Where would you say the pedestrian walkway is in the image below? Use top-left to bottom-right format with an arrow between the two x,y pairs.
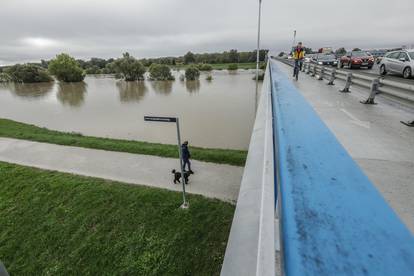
277,60 -> 414,232
0,137 -> 243,202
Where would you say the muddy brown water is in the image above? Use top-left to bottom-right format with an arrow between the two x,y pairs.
0,70 -> 261,150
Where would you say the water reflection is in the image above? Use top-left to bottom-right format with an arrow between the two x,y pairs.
117,81 -> 148,103
8,82 -> 54,100
56,82 -> 87,107
150,81 -> 173,95
185,80 -> 200,93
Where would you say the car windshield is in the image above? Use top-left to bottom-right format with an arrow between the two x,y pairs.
409,52 -> 414,59
319,55 -> 336,60
352,51 -> 368,57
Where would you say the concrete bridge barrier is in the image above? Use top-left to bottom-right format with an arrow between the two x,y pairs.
221,59 -> 414,276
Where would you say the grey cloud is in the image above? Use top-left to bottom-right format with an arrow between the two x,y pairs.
1,0 -> 413,64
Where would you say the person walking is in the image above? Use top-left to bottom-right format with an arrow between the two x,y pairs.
292,41 -> 305,79
181,141 -> 194,174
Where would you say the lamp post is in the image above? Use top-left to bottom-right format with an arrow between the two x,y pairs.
255,0 -> 262,96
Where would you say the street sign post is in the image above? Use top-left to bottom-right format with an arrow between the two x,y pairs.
144,116 -> 189,209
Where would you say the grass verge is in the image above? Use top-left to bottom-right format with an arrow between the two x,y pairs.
0,118 -> 247,166
0,162 -> 235,275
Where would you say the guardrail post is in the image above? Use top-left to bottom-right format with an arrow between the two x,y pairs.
360,78 -> 379,104
327,68 -> 336,85
305,64 -> 310,74
311,65 -> 317,77
340,72 -> 352,93
401,120 -> 414,127
317,67 -> 325,80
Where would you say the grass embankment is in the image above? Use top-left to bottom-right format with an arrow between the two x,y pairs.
0,118 -> 247,166
0,162 -> 235,275
174,62 -> 264,70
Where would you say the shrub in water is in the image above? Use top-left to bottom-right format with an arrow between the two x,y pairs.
148,64 -> 175,81
6,64 -> 53,83
185,66 -> 200,80
49,53 -> 85,82
227,64 -> 238,71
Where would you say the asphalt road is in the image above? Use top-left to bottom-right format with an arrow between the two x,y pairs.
340,62 -> 414,85
279,58 -> 414,85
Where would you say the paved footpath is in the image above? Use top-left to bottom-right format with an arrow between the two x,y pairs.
0,137 -> 243,202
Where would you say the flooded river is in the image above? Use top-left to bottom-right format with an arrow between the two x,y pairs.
0,70 -> 261,150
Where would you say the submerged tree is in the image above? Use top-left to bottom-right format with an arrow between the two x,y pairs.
113,53 -> 146,81
185,66 -> 200,80
148,64 -> 174,81
5,64 -> 53,83
48,53 -> 85,82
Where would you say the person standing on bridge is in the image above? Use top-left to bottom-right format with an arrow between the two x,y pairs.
182,141 -> 194,174
292,41 -> 305,75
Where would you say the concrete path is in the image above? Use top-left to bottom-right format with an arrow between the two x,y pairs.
277,60 -> 414,232
0,137 -> 243,202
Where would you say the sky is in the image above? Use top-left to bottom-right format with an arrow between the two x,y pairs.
1,0 -> 413,65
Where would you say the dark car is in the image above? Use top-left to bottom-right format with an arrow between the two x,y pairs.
340,51 -> 374,69
312,54 -> 338,66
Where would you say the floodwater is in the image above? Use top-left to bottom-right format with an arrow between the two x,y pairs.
0,70 -> 261,150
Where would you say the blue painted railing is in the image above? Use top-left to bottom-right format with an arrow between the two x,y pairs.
270,60 -> 414,275
221,60 -> 414,276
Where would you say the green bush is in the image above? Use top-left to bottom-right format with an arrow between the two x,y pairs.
0,72 -> 13,83
206,75 -> 213,81
113,53 -> 146,81
5,64 -> 53,83
85,65 -> 101,74
197,64 -> 213,71
48,54 -> 85,82
227,64 -> 238,70
148,64 -> 174,80
185,66 -> 200,80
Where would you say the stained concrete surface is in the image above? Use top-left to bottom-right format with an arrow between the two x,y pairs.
276,60 -> 414,232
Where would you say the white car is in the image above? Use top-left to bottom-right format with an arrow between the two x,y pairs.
380,49 -> 414,79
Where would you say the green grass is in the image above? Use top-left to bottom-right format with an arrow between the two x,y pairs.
173,62 -> 264,70
0,118 -> 247,166
0,162 -> 235,275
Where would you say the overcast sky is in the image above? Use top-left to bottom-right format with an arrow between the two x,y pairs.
1,0 -> 413,65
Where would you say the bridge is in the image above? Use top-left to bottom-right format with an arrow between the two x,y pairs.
221,59 -> 414,275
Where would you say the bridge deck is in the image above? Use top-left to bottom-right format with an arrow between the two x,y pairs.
271,60 -> 414,275
276,60 -> 414,232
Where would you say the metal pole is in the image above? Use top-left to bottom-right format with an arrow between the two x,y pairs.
292,30 -> 297,49
176,118 -> 188,208
255,0 -> 262,97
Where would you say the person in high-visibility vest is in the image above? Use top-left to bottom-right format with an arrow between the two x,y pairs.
292,42 -> 305,75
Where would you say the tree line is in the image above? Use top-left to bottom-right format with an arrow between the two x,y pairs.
0,49 -> 268,84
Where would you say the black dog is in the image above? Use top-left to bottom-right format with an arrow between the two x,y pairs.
172,169 -> 191,184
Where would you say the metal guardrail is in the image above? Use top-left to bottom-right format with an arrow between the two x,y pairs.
277,58 -> 414,104
222,59 -> 414,275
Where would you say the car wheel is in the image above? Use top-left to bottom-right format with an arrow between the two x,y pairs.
403,67 -> 412,79
368,65 -> 373,69
340,62 -> 344,68
380,65 -> 387,76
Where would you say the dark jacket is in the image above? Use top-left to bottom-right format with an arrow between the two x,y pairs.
182,144 -> 191,160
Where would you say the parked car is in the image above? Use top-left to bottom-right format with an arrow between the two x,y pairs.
304,54 -> 316,63
339,51 -> 374,69
380,49 -> 414,79
312,54 -> 338,66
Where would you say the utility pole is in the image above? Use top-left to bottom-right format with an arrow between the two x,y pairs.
255,0 -> 263,110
